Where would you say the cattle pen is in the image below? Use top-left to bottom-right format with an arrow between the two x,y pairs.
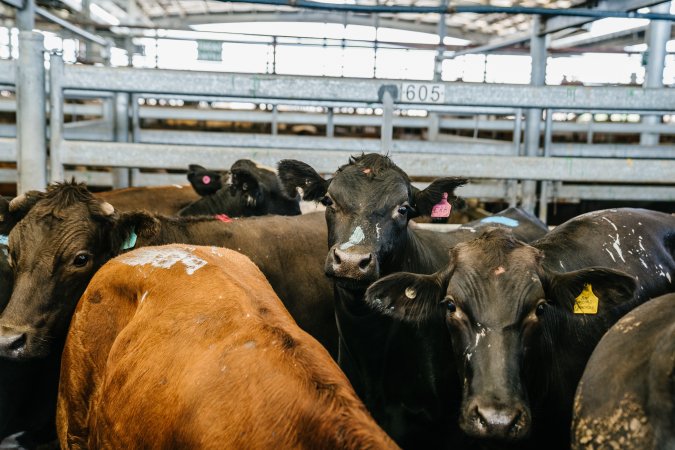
0,1 -> 673,450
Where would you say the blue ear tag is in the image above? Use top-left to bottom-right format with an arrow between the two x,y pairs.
480,216 -> 519,228
121,228 -> 137,250
0,235 -> 7,246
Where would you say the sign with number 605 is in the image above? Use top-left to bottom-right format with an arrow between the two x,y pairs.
399,83 -> 445,104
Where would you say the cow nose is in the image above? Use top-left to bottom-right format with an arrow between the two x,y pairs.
0,329 -> 26,353
329,248 -> 377,281
471,404 -> 529,440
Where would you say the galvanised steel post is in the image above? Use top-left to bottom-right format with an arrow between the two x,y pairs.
326,107 -> 334,137
640,1 -> 672,146
381,89 -> 394,154
539,109 -> 553,223
522,15 -> 548,213
49,52 -> 64,182
428,0 -> 447,142
112,92 -> 130,188
16,0 -> 47,193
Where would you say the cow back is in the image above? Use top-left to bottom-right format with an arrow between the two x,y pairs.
95,185 -> 199,215
573,293 -> 675,450
57,245 -> 396,450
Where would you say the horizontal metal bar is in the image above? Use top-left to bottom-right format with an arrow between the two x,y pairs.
0,59 -> 15,86
550,144 -> 675,159
0,0 -> 23,9
59,140 -> 675,183
555,184 -> 675,202
137,130 -> 514,156
0,137 -> 16,160
36,7 -> 109,47
60,66 -> 675,111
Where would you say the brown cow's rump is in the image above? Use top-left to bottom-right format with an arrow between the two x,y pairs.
57,245 -> 396,450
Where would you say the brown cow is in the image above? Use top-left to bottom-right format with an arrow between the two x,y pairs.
57,245 -> 397,450
95,185 -> 199,215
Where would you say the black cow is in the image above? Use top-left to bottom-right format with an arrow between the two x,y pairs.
179,159 -> 301,217
572,293 -> 675,450
278,153 -> 548,449
0,181 -> 334,446
365,208 -> 675,449
186,164 -> 226,196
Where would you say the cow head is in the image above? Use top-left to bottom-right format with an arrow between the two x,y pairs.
0,181 -> 158,360
278,154 -> 466,289
180,159 -> 300,217
364,228 -> 636,441
187,164 -> 227,197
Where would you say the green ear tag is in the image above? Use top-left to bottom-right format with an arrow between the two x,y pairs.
574,283 -> 598,314
121,228 -> 137,251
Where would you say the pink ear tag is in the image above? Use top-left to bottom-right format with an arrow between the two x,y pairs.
431,192 -> 452,219
202,175 -> 211,185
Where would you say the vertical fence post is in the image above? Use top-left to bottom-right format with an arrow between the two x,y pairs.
112,92 -> 130,188
539,109 -> 553,224
326,107 -> 334,137
508,108 -> 523,207
49,52 -> 64,183
640,1 -> 671,146
16,0 -> 47,193
522,15 -> 548,213
380,89 -> 394,154
130,93 -> 141,185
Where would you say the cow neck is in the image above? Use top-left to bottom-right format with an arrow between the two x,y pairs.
399,225 -> 455,275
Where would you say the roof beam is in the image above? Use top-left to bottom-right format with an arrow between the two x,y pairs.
543,0 -> 667,35
150,11 -> 491,43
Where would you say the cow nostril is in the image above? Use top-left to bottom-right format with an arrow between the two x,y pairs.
0,331 -> 26,352
358,254 -> 372,270
8,333 -> 25,351
333,248 -> 342,265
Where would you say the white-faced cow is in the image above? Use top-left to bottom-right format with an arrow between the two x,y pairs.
57,245 -> 398,450
179,159 -> 301,217
572,292 -> 675,450
365,208 -> 675,449
277,153 -> 549,449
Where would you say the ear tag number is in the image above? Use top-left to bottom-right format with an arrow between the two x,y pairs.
574,283 -> 598,314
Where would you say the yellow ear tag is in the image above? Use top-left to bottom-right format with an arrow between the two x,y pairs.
574,283 -> 599,314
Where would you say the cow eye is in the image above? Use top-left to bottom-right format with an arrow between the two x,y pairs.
321,196 -> 333,207
443,297 -> 457,313
397,205 -> 410,216
535,302 -> 546,317
73,252 -> 90,268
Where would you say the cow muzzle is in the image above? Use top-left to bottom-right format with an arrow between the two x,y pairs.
325,245 -> 379,284
461,398 -> 531,441
0,325 -> 27,359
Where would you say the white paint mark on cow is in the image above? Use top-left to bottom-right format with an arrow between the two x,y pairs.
605,248 -> 616,263
559,260 -> 565,270
466,352 -> 472,361
119,247 -> 207,275
339,226 -> 365,250
140,291 -> 148,304
172,184 -> 183,189
601,217 -> 618,231
610,234 -> 626,263
475,328 -> 487,347
376,224 -> 381,241
494,266 -> 506,276
638,236 -> 645,252
243,340 -> 256,349
640,258 -> 648,269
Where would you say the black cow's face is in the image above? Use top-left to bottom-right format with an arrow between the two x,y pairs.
0,187 -> 116,360
278,154 -> 466,290
364,228 -> 636,442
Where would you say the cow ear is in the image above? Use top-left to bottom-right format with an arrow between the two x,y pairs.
412,177 -> 468,217
111,211 -> 160,253
0,191 -> 42,234
277,160 -> 330,202
230,167 -> 263,208
365,269 -> 450,323
546,267 -> 637,314
187,164 -> 226,197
